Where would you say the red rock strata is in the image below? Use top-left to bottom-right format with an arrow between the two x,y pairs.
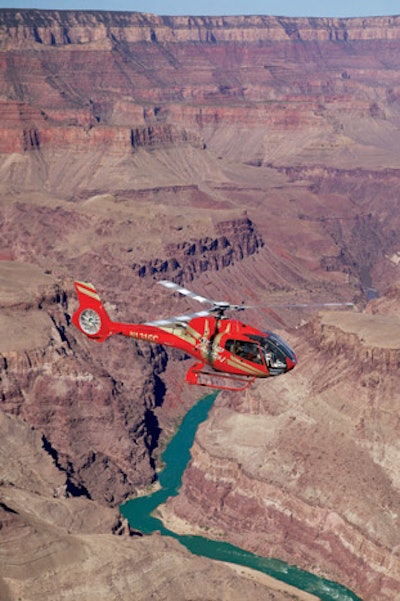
3,9 -> 400,173
166,303 -> 400,600
1,9 -> 400,600
0,408 -> 298,601
0,275 -> 159,505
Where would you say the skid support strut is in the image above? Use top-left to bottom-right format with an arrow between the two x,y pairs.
186,362 -> 256,391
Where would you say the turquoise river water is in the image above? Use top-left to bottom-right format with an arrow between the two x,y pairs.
121,393 -> 362,601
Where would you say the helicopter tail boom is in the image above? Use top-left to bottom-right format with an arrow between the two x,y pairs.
72,281 -> 113,342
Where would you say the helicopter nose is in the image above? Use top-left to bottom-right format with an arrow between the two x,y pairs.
286,354 -> 297,371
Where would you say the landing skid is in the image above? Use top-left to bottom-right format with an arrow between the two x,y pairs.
186,362 -> 256,392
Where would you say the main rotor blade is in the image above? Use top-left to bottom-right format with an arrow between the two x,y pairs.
145,310 -> 211,327
268,302 -> 354,309
158,280 -> 215,306
158,281 -> 353,315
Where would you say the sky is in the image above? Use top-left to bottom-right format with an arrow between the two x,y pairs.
0,0 -> 400,18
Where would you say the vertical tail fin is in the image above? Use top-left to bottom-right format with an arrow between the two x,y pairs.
72,281 -> 112,342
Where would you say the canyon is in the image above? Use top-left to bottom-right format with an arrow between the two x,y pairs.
1,8 -> 400,600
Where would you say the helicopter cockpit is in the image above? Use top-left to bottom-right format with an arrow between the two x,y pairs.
225,339 -> 263,364
225,332 -> 296,375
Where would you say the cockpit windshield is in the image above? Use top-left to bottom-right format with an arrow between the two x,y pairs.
225,332 -> 296,375
264,331 -> 296,361
261,331 -> 296,374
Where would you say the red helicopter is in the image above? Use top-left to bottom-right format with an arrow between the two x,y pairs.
72,279 -> 297,391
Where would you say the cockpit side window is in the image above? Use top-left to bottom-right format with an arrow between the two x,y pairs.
225,339 -> 263,364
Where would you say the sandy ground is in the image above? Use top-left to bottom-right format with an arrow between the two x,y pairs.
321,311 -> 400,348
223,563 -> 321,601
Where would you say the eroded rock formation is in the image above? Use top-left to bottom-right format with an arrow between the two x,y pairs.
0,409 -> 300,601
164,303 -> 400,600
132,217 -> 264,281
1,8 -> 400,601
3,8 -> 400,174
0,265 -> 161,505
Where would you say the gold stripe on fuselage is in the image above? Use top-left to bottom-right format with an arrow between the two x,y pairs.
227,356 -> 267,376
158,324 -> 199,346
199,319 -> 210,362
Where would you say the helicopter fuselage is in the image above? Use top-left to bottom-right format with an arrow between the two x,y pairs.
72,281 -> 297,390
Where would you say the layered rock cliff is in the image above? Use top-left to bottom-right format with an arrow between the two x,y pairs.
0,408 -> 302,601
3,9 -> 400,172
2,10 -> 400,46
0,263 -> 161,505
163,303 -> 400,601
0,213 -> 267,508
1,9 -> 400,601
131,217 -> 264,282
2,7 -> 400,297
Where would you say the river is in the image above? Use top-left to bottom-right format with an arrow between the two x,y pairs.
121,393 -> 361,601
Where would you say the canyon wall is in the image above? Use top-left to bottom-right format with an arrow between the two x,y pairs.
165,307 -> 400,600
2,10 -> 400,46
0,215 -> 266,507
0,407 -> 297,601
3,9 -> 400,172
0,264 -> 160,506
1,9 -> 400,601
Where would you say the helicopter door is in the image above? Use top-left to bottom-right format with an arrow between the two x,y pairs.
225,339 -> 264,365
